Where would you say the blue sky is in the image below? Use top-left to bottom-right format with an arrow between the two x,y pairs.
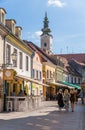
0,0 -> 85,54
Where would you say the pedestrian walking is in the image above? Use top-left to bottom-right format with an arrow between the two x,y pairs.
70,88 -> 76,112
57,89 -> 64,111
79,89 -> 85,104
74,88 -> 79,103
63,89 -> 70,111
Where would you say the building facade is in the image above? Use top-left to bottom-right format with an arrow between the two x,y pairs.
0,8 -> 34,111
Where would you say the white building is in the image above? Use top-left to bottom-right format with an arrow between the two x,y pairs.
0,8 -> 33,111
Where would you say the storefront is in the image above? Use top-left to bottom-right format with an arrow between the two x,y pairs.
46,82 -> 67,100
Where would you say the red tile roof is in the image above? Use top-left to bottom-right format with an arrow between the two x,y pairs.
23,40 -> 47,62
55,53 -> 85,63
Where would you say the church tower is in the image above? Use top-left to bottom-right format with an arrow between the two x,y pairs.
41,12 -> 53,55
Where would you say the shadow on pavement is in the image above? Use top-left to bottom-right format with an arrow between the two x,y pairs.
0,101 -> 85,130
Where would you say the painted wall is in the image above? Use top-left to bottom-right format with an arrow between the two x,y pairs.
0,35 -> 4,65
32,52 -> 43,96
5,40 -> 32,78
56,66 -> 63,82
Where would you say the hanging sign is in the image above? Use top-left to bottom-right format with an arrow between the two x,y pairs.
3,69 -> 14,80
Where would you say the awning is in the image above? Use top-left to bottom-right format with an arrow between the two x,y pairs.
16,75 -> 49,87
58,81 -> 81,89
47,81 -> 68,87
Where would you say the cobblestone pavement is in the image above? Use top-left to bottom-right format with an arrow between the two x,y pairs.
0,100 -> 85,130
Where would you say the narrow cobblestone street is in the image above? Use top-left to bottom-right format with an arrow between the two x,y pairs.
0,100 -> 85,130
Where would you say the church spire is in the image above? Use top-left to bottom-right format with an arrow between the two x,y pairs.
41,12 -> 53,55
41,12 -> 51,35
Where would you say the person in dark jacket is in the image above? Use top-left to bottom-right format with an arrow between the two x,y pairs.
57,89 -> 64,111
70,89 -> 76,112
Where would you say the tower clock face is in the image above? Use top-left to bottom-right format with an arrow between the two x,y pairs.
3,69 -> 14,80
5,70 -> 12,77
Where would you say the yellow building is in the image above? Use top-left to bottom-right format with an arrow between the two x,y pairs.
42,61 -> 56,100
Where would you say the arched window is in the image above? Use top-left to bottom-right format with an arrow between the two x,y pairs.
44,43 -> 47,47
71,77 -> 73,83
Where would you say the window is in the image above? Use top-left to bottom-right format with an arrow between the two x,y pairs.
71,77 -> 73,83
32,69 -> 35,78
19,52 -> 23,69
74,77 -> 76,83
47,70 -> 49,78
40,71 -> 42,80
53,72 -> 55,78
36,70 -> 38,79
78,78 -> 81,84
26,56 -> 29,71
6,44 -> 11,64
50,71 -> 51,78
13,48 -> 17,67
44,43 -> 47,47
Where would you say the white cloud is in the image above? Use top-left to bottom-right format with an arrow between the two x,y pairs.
27,31 -> 42,44
48,0 -> 66,8
27,31 -> 42,38
35,31 -> 42,36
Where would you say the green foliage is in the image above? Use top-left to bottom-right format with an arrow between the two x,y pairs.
13,70 -> 17,77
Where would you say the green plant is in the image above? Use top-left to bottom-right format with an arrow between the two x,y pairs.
13,70 -> 17,77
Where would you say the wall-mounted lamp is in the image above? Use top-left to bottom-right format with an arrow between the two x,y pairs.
11,52 -> 17,61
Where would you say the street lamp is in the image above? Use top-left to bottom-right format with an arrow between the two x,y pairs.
11,52 -> 17,62
3,51 -> 17,111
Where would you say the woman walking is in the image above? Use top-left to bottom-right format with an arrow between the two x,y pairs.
63,89 -> 70,111
57,89 -> 64,111
80,89 -> 85,104
70,88 -> 76,112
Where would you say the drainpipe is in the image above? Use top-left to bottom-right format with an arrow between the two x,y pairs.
3,35 -> 7,67
30,52 -> 34,96
3,33 -> 9,111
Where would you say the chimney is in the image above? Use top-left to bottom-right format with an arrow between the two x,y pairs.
5,19 -> 16,34
0,8 -> 6,25
15,26 -> 22,39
